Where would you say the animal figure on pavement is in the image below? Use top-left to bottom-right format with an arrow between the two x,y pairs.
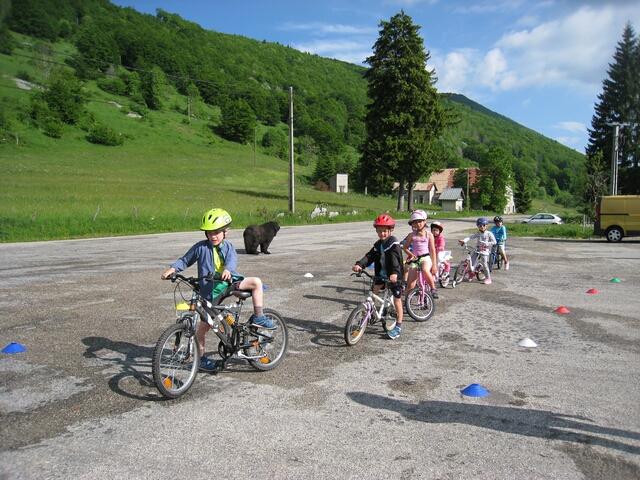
243,221 -> 280,255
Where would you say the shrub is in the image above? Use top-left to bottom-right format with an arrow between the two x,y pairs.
97,76 -> 127,96
43,119 -> 63,138
87,123 -> 124,146
16,70 -> 33,82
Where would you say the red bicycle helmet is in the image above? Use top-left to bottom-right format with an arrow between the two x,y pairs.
431,221 -> 444,232
373,214 -> 395,228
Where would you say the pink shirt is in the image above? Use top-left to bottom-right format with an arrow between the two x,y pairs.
433,234 -> 445,252
411,232 -> 431,256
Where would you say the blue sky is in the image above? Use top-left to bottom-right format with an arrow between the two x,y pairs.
111,0 -> 640,153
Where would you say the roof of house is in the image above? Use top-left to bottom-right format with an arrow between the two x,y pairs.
427,168 -> 479,191
412,182 -> 437,192
438,188 -> 465,200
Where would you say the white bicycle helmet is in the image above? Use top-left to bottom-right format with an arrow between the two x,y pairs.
408,210 -> 428,225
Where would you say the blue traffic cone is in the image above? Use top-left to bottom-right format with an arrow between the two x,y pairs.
461,383 -> 489,397
2,342 -> 26,354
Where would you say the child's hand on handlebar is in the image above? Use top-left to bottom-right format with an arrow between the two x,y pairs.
352,264 -> 362,273
161,268 -> 176,280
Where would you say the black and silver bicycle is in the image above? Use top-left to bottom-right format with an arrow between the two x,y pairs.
152,273 -> 288,399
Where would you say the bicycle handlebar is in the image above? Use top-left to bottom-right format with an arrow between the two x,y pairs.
166,272 -> 223,286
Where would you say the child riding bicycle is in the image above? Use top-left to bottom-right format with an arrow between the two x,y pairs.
459,217 -> 497,285
490,215 -> 509,270
431,220 -> 450,277
161,208 -> 276,372
352,214 -> 404,339
403,210 -> 438,298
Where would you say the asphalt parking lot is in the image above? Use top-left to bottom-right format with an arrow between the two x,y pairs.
1,219 -> 639,479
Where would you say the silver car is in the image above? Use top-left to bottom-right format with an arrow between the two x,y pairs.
515,213 -> 563,225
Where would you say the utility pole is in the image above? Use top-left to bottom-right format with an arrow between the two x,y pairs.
607,122 -> 630,196
187,97 -> 191,121
289,87 -> 295,213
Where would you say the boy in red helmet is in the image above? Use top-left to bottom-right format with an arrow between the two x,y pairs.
352,214 -> 405,339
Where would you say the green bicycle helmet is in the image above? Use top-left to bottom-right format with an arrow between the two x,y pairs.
200,208 -> 232,231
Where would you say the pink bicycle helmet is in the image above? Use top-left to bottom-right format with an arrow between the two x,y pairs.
431,221 -> 444,232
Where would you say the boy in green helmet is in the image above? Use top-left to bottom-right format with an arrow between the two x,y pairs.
162,208 -> 276,372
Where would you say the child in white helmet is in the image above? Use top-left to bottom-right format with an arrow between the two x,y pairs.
403,210 -> 438,298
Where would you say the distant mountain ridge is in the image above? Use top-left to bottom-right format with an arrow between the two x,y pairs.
447,93 -> 524,128
1,0 -> 584,195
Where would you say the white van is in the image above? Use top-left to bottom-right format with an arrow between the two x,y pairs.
594,195 -> 640,242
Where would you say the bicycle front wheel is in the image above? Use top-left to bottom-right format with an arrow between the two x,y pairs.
439,270 -> 450,288
496,251 -> 504,270
405,287 -> 435,322
453,261 -> 469,284
344,305 -> 369,345
152,322 -> 200,399
245,309 -> 288,371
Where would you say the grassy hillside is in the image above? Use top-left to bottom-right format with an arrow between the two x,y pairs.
0,37 -> 404,242
0,4 -> 585,242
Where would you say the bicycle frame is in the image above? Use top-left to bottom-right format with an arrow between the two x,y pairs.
344,271 -> 397,345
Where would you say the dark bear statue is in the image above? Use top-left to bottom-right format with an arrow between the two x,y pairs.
243,221 -> 280,255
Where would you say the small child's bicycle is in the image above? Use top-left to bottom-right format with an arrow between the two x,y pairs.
434,250 -> 452,288
152,273 -> 288,399
344,270 -> 398,346
489,244 -> 504,271
404,259 -> 436,321
452,241 -> 488,287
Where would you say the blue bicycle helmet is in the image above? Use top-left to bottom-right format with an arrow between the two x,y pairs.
477,217 -> 489,226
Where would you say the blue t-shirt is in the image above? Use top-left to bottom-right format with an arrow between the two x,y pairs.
490,225 -> 507,245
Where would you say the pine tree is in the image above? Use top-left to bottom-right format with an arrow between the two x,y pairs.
513,171 -> 533,214
585,22 -> 640,195
360,11 -> 450,210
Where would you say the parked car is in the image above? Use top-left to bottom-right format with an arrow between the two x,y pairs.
515,213 -> 563,225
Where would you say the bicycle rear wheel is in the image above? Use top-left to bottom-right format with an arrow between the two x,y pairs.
453,260 -> 469,285
405,287 -> 435,322
152,322 -> 200,399
245,309 -> 288,371
344,305 -> 369,345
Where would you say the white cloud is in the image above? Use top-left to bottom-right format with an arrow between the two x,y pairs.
557,122 -> 586,133
292,39 -> 372,64
433,3 -> 640,100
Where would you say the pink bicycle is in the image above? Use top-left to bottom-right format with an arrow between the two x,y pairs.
404,259 -> 436,322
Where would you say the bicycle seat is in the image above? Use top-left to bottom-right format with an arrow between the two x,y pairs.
231,290 -> 252,299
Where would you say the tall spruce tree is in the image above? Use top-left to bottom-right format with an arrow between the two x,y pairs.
360,11 -> 449,211
585,22 -> 640,196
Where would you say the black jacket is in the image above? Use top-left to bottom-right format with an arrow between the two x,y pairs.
355,236 -> 404,280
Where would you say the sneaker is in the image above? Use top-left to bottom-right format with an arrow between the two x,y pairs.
483,278 -> 492,285
387,324 -> 402,339
252,315 -> 277,329
505,261 -> 509,270
199,355 -> 217,372
431,288 -> 439,299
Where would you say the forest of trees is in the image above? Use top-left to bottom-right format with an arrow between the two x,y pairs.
4,0 -> 626,213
